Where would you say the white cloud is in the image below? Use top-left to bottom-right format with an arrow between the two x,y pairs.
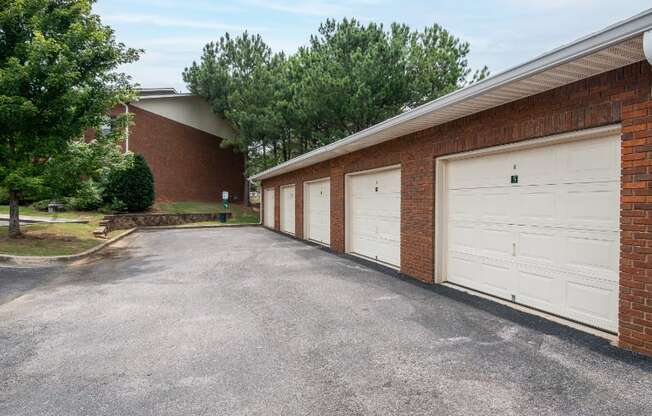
129,0 -> 244,13
103,14 -> 265,32
136,36 -> 216,48
243,0 -> 349,16
498,0 -> 597,11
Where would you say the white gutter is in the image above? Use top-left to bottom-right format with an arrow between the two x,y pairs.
251,8 -> 652,181
136,93 -> 195,100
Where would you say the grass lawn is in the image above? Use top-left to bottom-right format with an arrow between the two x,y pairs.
153,202 -> 259,224
0,222 -> 121,257
0,201 -> 258,257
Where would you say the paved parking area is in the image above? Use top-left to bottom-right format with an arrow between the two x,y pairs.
1,227 -> 650,415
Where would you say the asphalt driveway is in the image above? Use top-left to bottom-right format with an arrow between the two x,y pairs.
1,227 -> 650,415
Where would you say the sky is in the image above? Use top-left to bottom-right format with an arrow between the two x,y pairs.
93,1 -> 652,93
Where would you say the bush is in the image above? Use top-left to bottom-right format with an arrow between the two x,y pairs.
31,199 -> 52,211
0,187 -> 8,205
100,198 -> 128,214
104,154 -> 155,212
64,180 -> 103,211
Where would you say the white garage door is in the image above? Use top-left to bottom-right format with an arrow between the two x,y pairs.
263,188 -> 275,228
445,133 -> 620,332
305,178 -> 331,245
347,166 -> 401,267
280,185 -> 296,235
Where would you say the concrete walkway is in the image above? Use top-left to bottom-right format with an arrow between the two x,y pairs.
0,214 -> 88,226
0,228 -> 650,415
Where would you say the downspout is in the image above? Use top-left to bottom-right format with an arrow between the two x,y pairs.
249,177 -> 262,225
124,103 -> 130,153
645,30 -> 652,65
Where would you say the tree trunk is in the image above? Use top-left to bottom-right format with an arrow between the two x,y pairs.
8,189 -> 21,238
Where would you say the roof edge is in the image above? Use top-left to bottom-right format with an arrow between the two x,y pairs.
135,93 -> 195,101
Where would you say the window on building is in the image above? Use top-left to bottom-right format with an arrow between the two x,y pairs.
99,116 -> 116,136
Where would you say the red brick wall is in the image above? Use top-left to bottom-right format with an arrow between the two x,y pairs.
102,106 -> 245,203
620,97 -> 652,356
263,161 -> 331,235
262,61 -> 652,356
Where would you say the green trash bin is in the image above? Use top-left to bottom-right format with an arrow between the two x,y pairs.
218,212 -> 228,223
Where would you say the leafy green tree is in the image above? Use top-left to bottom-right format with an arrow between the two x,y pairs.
40,116 -> 132,202
0,0 -> 139,237
183,33 -> 286,172
184,19 -> 488,176
290,19 -> 488,146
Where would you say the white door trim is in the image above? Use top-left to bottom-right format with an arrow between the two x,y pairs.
303,177 -> 331,246
345,164 -> 401,269
434,123 -> 621,284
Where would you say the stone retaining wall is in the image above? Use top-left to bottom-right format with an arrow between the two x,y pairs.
101,212 -> 232,232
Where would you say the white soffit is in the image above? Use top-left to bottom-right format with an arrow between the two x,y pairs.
132,95 -> 237,140
251,9 -> 652,181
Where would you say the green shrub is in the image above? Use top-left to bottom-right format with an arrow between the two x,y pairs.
63,180 -> 103,211
104,154 -> 155,212
0,187 -> 8,205
100,198 -> 128,214
31,199 -> 53,211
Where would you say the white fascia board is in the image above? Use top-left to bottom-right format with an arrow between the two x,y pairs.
135,93 -> 195,101
251,8 -> 652,181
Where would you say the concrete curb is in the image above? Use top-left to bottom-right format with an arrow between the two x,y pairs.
0,223 -> 261,267
0,228 -> 138,267
137,223 -> 260,232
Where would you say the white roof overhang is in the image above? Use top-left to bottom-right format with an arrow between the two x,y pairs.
135,93 -> 195,101
251,9 -> 652,181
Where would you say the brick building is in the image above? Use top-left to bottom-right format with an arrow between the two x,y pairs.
253,12 -> 652,357
90,88 -> 245,203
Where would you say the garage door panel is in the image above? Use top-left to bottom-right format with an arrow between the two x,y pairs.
565,279 -> 618,332
449,224 -> 477,248
516,269 -> 561,312
448,255 -> 481,288
516,188 -> 556,225
448,152 -> 513,189
481,189 -> 515,223
517,146 -> 560,186
481,227 -> 513,257
480,263 -> 513,300
348,167 -> 401,267
518,229 -> 557,264
564,231 -> 618,275
448,190 -> 478,220
445,133 -> 619,331
377,222 -> 401,241
562,136 -> 620,183
564,184 -> 619,230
